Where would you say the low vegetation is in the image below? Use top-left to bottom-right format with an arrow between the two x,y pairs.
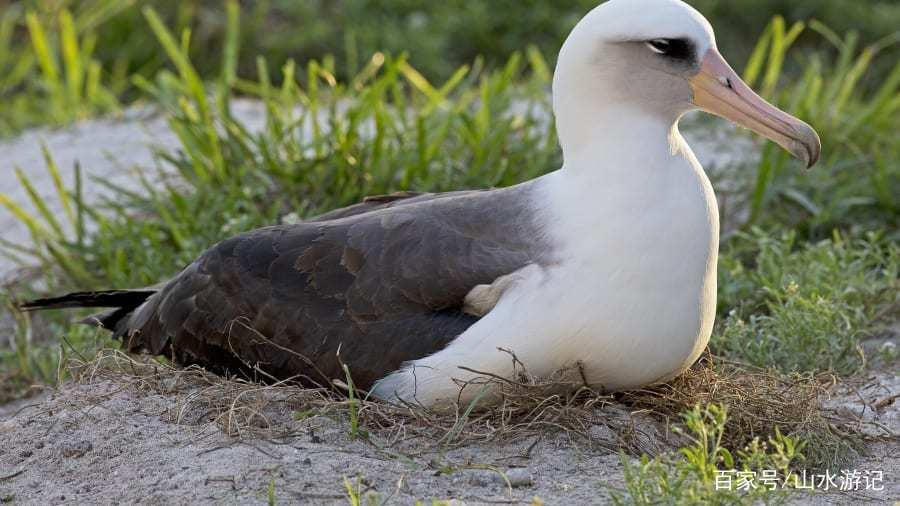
0,0 -> 897,502
610,404 -> 803,505
715,230 -> 898,375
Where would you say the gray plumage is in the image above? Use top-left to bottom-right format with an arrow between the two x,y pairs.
23,182 -> 551,390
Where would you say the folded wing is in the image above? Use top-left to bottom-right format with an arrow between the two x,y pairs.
120,185 -> 543,389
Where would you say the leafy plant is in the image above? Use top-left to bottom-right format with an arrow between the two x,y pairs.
609,404 -> 805,505
715,229 -> 898,374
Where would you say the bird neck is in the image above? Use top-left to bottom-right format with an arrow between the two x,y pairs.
540,105 -> 706,236
556,105 -> 686,180
538,108 -> 716,265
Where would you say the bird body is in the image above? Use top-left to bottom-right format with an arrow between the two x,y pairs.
22,0 -> 819,407
374,116 -> 719,403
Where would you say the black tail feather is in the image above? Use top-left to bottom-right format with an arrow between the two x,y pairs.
20,289 -> 157,335
19,290 -> 155,311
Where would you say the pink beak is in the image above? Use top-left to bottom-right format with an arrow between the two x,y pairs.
690,49 -> 821,168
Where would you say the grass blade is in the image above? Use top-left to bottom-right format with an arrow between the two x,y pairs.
41,142 -> 76,230
221,0 -> 240,88
0,192 -> 49,241
59,9 -> 83,107
14,167 -> 64,239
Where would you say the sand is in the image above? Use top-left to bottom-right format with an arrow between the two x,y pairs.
0,368 -> 896,504
0,377 -> 629,504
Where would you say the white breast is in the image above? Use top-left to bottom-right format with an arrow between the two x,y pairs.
536,139 -> 719,389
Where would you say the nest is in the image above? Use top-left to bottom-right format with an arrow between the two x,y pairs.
618,354 -> 868,469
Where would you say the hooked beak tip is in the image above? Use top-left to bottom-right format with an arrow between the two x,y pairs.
784,119 -> 821,169
798,126 -> 821,169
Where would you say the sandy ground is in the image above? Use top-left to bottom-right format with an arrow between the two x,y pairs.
0,376 -> 635,505
0,369 -> 897,505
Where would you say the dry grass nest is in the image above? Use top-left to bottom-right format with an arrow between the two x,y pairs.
57,348 -> 879,468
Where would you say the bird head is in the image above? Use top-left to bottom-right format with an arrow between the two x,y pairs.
553,0 -> 820,168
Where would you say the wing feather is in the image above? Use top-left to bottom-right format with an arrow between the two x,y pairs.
121,185 -> 545,389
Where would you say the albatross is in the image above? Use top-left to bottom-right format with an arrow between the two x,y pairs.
23,0 -> 820,406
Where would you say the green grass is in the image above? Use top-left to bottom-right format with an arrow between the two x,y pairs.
737,18 -> 900,237
0,2 -> 127,134
715,230 -> 898,374
609,404 -> 805,505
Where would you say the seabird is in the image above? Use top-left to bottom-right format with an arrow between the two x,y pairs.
22,0 -> 820,406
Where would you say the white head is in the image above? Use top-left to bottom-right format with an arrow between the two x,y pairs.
553,0 -> 819,167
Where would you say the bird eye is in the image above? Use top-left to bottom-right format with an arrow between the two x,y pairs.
646,39 -> 671,55
644,38 -> 694,61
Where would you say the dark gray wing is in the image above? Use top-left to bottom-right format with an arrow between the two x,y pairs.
307,190 -> 483,221
122,184 -> 546,389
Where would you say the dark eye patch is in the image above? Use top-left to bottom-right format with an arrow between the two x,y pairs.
646,38 -> 695,61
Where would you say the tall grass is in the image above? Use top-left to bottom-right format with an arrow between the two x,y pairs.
0,2 -> 127,134
739,17 -> 900,237
3,2 -> 556,286
3,0 -> 898,136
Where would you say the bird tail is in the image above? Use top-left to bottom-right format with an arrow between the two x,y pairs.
19,289 -> 156,332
